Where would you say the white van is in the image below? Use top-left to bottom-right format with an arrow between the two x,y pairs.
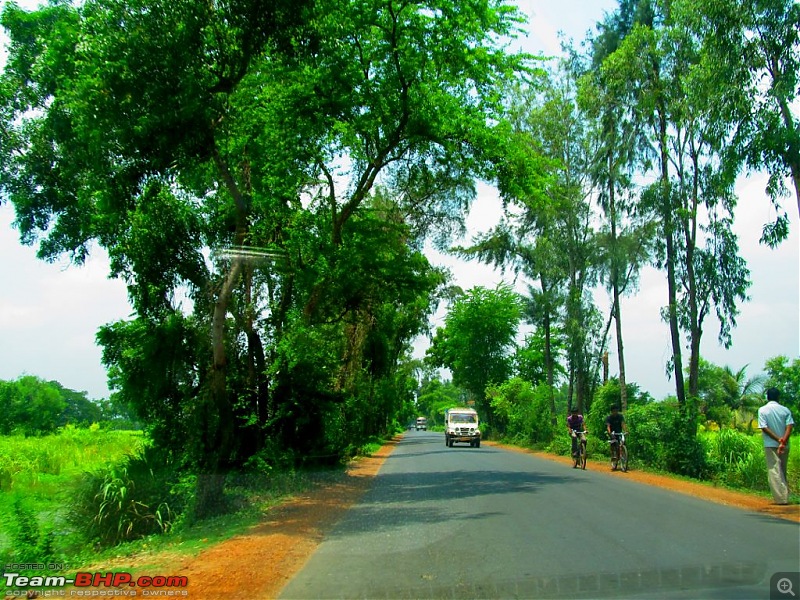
444,408 -> 481,448
415,417 -> 427,431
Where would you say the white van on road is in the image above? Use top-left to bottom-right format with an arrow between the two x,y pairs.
444,408 -> 480,448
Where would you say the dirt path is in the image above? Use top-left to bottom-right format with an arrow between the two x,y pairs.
155,438 -> 798,599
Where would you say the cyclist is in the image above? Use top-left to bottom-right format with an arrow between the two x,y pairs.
605,405 -> 628,468
567,407 -> 587,460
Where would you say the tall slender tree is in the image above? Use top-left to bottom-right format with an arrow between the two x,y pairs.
591,1 -> 751,405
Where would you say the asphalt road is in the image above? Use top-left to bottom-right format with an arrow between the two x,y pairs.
279,431 -> 800,599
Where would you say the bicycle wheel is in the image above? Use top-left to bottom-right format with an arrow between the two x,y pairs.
610,443 -> 618,470
580,442 -> 587,470
619,444 -> 628,472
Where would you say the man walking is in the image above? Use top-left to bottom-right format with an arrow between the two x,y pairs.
757,388 -> 794,505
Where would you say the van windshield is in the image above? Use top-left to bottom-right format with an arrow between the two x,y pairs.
451,414 -> 476,424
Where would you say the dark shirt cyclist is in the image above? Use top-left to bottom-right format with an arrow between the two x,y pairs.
567,408 -> 587,457
605,405 -> 628,459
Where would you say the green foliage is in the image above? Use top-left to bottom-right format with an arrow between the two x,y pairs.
764,355 -> 800,415
513,333 -> 549,385
487,378 -> 556,446
98,313 -> 199,455
0,427 -> 143,491
694,359 -> 765,429
426,284 -> 523,422
0,376 -> 132,436
416,374 -> 467,427
656,404 -> 709,479
1,498 -> 56,565
624,400 -> 708,478
683,0 -> 800,235
0,376 -> 65,435
69,445 -> 183,548
586,378 -> 651,439
0,428 -> 144,569
702,428 -> 768,491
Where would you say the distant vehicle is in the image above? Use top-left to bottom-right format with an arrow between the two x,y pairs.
415,417 -> 427,431
444,407 -> 480,448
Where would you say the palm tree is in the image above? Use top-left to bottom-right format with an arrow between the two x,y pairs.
721,365 -> 765,431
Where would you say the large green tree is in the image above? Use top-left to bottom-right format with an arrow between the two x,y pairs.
575,32 -> 655,412
0,375 -> 66,435
1,0 -> 532,514
425,284 -> 523,425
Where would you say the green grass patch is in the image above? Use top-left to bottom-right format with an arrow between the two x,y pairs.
0,428 -> 390,591
0,428 -> 146,592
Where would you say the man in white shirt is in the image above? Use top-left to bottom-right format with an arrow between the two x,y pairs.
757,388 -> 794,505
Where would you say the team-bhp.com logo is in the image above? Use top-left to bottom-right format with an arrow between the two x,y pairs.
3,571 -> 189,597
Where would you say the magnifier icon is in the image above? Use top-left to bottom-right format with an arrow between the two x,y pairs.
778,578 -> 796,597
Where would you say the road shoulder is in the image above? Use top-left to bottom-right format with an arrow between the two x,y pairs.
486,440 -> 800,524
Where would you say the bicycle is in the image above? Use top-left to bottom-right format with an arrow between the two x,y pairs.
570,430 -> 587,470
609,432 -> 628,472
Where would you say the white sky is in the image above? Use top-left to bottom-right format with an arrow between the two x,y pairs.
0,0 -> 798,400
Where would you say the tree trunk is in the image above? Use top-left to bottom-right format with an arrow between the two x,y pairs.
608,169 -> 628,411
658,109 -> 686,404
196,148 -> 249,518
541,277 -> 557,423
685,164 -> 701,400
613,291 -> 627,410
665,216 -> 685,404
194,257 -> 244,519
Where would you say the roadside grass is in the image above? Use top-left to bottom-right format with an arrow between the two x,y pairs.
75,467 -> 345,572
0,427 -> 145,546
74,439 -> 393,574
0,429 -> 392,589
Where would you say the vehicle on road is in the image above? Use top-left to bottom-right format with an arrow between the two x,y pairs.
444,408 -> 481,448
415,417 -> 427,431
610,432 -> 628,472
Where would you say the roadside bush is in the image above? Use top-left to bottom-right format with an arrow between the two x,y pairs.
624,400 -> 708,478
703,428 -> 772,492
625,403 -> 664,467
0,498 -> 56,565
488,379 -> 556,447
586,378 -> 652,439
661,402 -> 708,478
69,445 -> 184,547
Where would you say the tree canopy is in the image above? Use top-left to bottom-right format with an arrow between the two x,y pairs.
0,0 -> 535,515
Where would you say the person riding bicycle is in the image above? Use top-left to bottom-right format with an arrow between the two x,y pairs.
567,408 -> 587,458
605,405 -> 628,463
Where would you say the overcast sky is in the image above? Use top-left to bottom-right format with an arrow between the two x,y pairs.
0,0 -> 797,400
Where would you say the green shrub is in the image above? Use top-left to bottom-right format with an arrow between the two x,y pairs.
69,445 -> 182,548
488,379 -> 556,447
0,498 -> 56,565
703,428 -> 771,492
661,406 -> 708,478
623,400 -> 708,478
